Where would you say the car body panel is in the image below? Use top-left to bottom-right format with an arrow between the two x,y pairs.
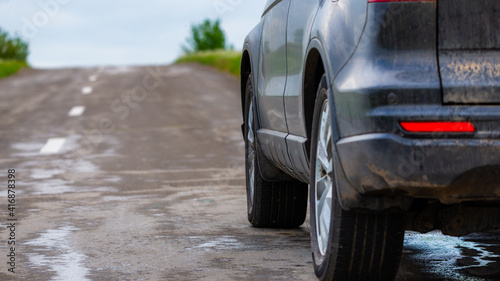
336,133 -> 500,204
311,0 -> 367,85
333,2 -> 441,137
257,0 -> 291,133
440,50 -> 500,104
282,0 -> 368,180
257,129 -> 295,176
438,0 -> 500,104
283,0 -> 320,137
285,134 -> 310,182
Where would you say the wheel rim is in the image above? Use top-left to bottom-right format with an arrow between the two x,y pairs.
315,99 -> 333,256
247,99 -> 255,212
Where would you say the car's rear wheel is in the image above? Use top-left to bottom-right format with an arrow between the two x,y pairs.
244,74 -> 308,228
310,75 -> 405,281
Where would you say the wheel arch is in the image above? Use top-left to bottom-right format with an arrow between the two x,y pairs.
303,41 -> 413,212
303,40 -> 327,159
240,47 -> 252,122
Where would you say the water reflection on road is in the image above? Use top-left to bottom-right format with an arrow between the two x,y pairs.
399,231 -> 500,281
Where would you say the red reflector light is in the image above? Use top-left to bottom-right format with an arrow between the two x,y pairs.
368,0 -> 436,2
400,122 -> 475,133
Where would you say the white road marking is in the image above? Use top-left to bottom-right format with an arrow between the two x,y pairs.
68,106 -> 85,117
88,75 -> 98,82
40,138 -> 66,154
81,87 -> 93,95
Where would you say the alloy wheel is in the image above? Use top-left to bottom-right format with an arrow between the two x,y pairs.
314,99 -> 333,256
247,99 -> 255,212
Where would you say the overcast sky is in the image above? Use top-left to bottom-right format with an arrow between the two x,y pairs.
0,0 -> 267,68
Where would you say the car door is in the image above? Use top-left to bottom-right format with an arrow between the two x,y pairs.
284,0 -> 320,138
280,0 -> 321,181
257,0 -> 291,133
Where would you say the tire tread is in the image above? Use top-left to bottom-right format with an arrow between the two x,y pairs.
330,210 -> 405,281
252,179 -> 307,228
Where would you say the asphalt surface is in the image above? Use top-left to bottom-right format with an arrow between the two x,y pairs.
0,64 -> 498,280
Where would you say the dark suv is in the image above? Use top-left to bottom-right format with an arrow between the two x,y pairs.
240,0 -> 500,280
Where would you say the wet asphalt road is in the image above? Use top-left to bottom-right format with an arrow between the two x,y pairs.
0,64 -> 498,280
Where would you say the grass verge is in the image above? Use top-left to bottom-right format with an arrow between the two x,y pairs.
176,49 -> 241,76
0,60 -> 28,79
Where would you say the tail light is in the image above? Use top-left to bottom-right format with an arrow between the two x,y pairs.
368,0 -> 435,2
400,121 -> 476,133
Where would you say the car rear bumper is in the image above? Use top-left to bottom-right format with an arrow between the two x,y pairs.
336,133 -> 500,204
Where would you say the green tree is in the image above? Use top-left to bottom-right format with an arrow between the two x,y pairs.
182,19 -> 226,54
0,28 -> 29,61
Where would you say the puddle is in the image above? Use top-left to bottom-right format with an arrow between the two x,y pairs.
18,156 -> 115,195
30,179 -> 76,195
100,195 -> 152,202
162,65 -> 192,77
88,75 -> 98,82
404,231 -> 500,280
31,169 -> 65,179
26,226 -> 91,281
187,235 -> 248,251
101,66 -> 136,75
10,141 -> 44,157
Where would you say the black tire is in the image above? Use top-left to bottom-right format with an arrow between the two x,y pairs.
309,75 -> 405,281
244,74 -> 308,228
